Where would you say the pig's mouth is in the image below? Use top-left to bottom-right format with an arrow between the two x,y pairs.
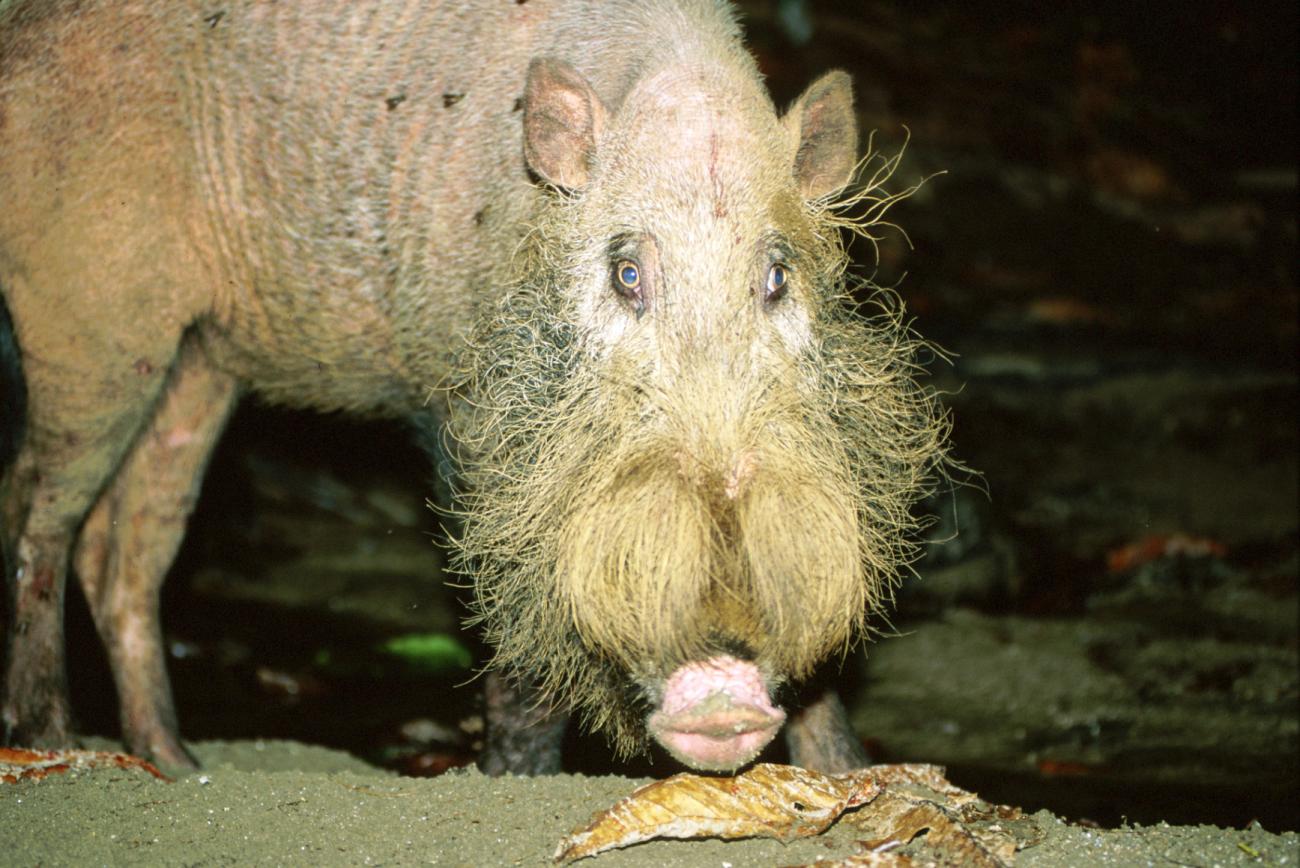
646,656 -> 786,771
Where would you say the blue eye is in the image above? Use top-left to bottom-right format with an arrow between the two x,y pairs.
766,263 -> 789,300
617,261 -> 640,289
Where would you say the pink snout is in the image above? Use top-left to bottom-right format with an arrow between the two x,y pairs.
647,656 -> 786,771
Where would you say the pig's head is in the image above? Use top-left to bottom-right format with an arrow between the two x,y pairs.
450,55 -> 947,771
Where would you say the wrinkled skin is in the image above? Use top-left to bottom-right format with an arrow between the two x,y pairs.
0,0 -> 946,774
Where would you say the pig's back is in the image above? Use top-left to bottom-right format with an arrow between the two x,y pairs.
0,0 -> 549,417
181,0 -> 550,414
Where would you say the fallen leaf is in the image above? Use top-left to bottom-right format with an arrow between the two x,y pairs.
554,762 -> 884,862
1036,759 -> 1095,777
824,776 -> 1044,868
1025,297 -> 1119,327
1106,533 -> 1227,573
845,763 -> 978,807
554,762 -> 1043,866
254,665 -> 327,702
0,747 -> 171,784
851,795 -> 1013,867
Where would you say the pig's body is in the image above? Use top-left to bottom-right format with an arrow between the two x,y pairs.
1,0 -> 946,774
2,0 -> 594,417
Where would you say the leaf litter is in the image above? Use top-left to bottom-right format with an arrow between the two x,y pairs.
0,747 -> 172,784
554,762 -> 1043,865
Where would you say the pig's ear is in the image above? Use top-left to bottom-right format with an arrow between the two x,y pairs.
784,70 -> 858,200
523,58 -> 607,191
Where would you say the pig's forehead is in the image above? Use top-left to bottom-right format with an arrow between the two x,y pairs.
603,66 -> 791,195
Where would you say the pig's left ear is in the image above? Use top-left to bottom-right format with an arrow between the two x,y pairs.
523,58 -> 607,191
784,70 -> 858,200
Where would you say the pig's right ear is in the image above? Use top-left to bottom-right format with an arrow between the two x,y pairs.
523,58 -> 607,191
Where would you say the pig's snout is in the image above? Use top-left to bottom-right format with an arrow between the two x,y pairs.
647,656 -> 786,771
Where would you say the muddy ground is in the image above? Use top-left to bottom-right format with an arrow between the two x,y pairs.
3,0 -> 1297,865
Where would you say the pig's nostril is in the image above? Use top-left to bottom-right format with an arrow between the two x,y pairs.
649,655 -> 785,770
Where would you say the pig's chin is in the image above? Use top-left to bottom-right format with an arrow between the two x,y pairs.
646,656 -> 786,772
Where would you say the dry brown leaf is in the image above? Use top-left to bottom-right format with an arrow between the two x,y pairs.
846,763 -> 977,807
825,777 -> 1038,868
0,747 -> 171,784
854,796 -> 1012,867
554,762 -> 1039,865
554,762 -> 884,862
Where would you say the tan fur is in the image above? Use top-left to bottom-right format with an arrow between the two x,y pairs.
1,0 -> 947,763
450,185 -> 947,754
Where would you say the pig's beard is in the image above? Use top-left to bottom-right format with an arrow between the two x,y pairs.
449,237 -> 947,757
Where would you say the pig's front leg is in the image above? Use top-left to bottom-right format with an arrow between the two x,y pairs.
478,669 -> 568,775
784,685 -> 870,773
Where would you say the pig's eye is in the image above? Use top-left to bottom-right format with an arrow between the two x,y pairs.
611,258 -> 647,317
615,260 -> 641,292
765,262 -> 789,303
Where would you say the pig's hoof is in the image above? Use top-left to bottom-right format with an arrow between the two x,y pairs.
3,712 -> 75,753
133,733 -> 199,771
648,656 -> 786,772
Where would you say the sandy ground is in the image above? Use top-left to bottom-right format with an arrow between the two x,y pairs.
4,740 -> 1296,867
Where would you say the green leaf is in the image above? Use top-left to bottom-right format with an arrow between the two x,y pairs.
379,633 -> 473,674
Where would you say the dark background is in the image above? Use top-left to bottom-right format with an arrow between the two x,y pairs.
45,0 -> 1297,833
